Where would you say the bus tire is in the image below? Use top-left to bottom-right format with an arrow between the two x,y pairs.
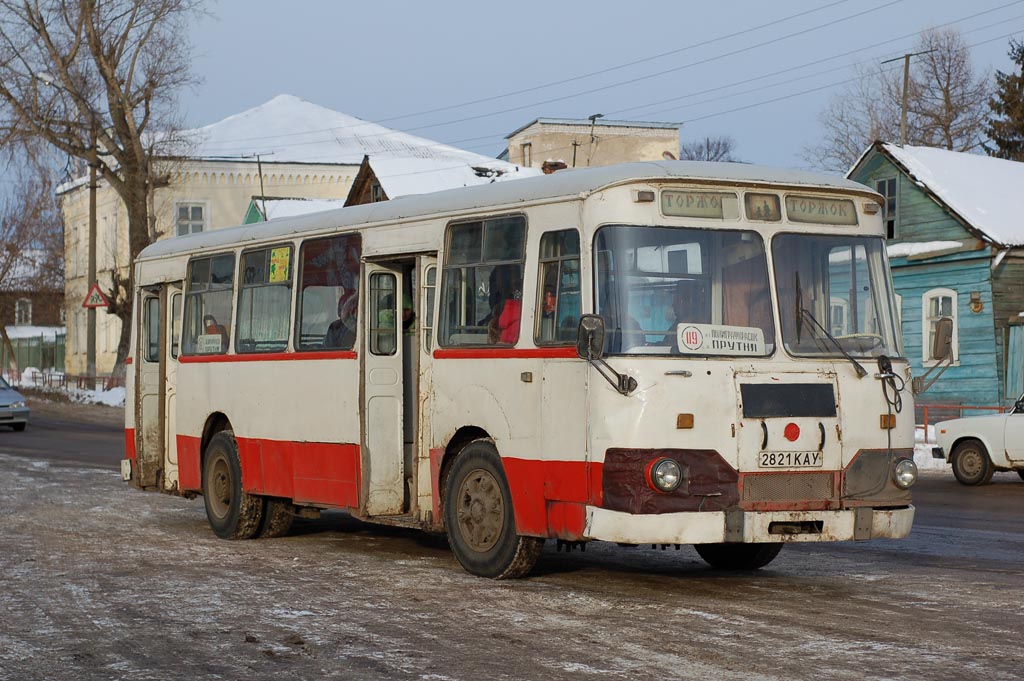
695,543 -> 783,570
951,439 -> 994,486
444,440 -> 543,579
12,423 -> 26,432
202,431 -> 263,540
258,498 -> 295,539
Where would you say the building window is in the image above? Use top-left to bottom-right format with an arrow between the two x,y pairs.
876,178 -> 897,239
440,215 -> 526,346
922,287 -> 958,365
15,298 -> 31,325
176,203 -> 206,236
521,142 -> 532,167
535,230 -> 581,345
370,182 -> 385,203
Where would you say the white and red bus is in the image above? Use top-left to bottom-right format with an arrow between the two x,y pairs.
123,161 -> 918,578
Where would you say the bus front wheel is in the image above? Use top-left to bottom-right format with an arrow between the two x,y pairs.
202,431 -> 263,540
695,543 -> 783,570
444,440 -> 543,579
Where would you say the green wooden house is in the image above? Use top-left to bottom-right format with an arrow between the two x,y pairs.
849,142 -> 1024,410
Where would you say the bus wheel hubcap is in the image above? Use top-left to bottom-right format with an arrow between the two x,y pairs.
210,457 -> 231,518
456,469 -> 504,552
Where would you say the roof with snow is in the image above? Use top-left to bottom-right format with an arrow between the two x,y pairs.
849,142 -> 1024,247
186,94 -> 526,173
506,117 -> 680,138
245,197 -> 348,224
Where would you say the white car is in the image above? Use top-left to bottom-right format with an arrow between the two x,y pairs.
933,392 -> 1024,485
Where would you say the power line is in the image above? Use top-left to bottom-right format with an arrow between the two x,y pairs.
193,0 -> 906,151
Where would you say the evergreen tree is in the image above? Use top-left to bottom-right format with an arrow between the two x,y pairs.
985,40 -> 1024,161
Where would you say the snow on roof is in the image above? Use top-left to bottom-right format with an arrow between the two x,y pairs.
258,198 -> 347,221
187,94 -> 521,170
874,144 -> 1024,247
886,240 -> 965,259
368,156 -> 540,200
139,160 -> 872,262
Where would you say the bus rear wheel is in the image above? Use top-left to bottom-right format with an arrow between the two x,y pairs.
202,431 -> 263,540
444,440 -> 543,579
695,543 -> 783,570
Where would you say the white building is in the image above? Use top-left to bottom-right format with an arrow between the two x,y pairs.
59,95 -> 531,374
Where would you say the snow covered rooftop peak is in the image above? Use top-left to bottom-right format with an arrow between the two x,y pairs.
863,144 -> 1024,247
184,95 -> 523,173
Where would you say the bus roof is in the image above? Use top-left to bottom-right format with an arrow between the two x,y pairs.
138,161 -> 871,262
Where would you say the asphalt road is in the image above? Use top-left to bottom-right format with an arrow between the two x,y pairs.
1,411 -> 1022,680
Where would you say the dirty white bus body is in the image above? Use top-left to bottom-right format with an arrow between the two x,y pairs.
123,161 -> 917,578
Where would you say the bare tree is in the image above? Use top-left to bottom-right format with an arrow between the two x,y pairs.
804,27 -> 991,171
0,0 -> 201,376
0,144 -> 63,374
679,136 -> 739,162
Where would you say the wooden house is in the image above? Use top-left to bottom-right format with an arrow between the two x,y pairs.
849,142 -> 1024,409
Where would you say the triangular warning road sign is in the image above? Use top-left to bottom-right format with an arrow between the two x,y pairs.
82,282 -> 110,309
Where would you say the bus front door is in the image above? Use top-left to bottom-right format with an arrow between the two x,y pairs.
163,286 -> 182,489
135,289 -> 166,489
362,263 -> 405,516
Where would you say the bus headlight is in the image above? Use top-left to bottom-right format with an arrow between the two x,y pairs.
650,458 -> 682,493
893,459 -> 918,489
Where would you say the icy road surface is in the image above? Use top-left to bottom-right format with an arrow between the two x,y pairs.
0,452 -> 1021,680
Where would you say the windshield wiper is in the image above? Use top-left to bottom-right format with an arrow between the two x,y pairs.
793,271 -> 867,379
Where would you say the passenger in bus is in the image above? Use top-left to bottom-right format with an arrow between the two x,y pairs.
662,280 -> 708,348
402,293 -> 416,335
324,290 -> 357,349
496,291 -> 521,344
203,314 -> 228,352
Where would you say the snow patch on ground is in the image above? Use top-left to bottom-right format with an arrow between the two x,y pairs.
914,425 -> 949,473
2,326 -> 64,340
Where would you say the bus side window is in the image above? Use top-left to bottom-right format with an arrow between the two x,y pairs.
182,253 -> 235,356
369,272 -> 397,355
236,245 -> 293,354
439,215 -> 526,347
535,229 -> 581,345
296,234 -> 361,352
144,297 -> 160,362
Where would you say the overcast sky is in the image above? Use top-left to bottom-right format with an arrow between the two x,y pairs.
184,0 -> 1024,171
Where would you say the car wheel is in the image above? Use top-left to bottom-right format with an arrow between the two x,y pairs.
444,439 -> 544,579
695,543 -> 783,570
12,423 -> 26,432
951,439 -> 994,486
201,431 -> 263,539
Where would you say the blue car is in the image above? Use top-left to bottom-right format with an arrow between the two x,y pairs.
0,376 -> 29,431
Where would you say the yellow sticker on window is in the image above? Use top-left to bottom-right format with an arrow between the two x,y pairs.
269,247 -> 291,282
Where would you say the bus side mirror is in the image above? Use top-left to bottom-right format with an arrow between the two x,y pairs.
932,317 -> 953,361
577,314 -> 606,360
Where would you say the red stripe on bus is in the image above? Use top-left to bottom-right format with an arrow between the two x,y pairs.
432,347 -> 577,360
178,350 -> 357,364
124,428 -> 136,461
501,457 -> 599,539
175,433 -> 360,509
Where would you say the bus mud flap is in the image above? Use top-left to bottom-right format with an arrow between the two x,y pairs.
854,507 -> 873,540
724,507 -> 744,543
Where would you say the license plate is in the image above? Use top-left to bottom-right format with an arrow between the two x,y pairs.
759,451 -> 823,468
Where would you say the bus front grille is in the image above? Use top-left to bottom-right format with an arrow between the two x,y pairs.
741,472 -> 834,501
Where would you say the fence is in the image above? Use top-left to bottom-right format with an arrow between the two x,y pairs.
0,333 -> 65,374
918,403 -> 1010,443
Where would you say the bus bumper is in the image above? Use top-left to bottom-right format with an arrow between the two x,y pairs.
583,505 -> 915,545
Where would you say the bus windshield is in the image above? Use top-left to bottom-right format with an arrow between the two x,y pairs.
773,234 -> 902,359
594,225 -> 775,356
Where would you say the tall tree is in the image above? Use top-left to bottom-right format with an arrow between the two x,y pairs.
679,136 -> 739,162
984,39 -> 1024,161
804,27 -> 991,171
0,145 -> 64,373
0,0 -> 201,376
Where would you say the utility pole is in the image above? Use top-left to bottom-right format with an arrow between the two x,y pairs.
881,50 -> 934,146
587,113 -> 604,167
87,123 -> 98,389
